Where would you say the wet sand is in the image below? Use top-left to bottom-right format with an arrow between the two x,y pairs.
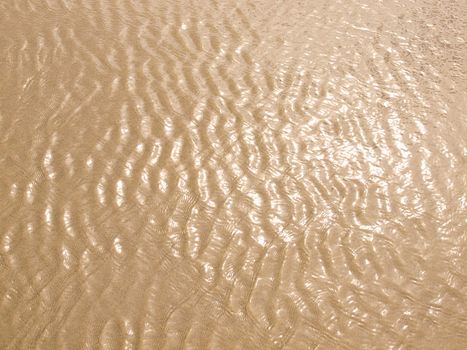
1,0 -> 466,349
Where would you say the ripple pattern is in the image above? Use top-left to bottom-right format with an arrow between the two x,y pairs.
1,0 -> 466,349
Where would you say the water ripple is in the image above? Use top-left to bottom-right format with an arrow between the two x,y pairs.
1,0 -> 466,349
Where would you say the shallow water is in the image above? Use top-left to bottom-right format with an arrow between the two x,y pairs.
1,0 -> 466,349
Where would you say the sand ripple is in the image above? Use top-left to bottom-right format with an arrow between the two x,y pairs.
1,0 -> 466,349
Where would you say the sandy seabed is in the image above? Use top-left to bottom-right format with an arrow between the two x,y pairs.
1,0 -> 466,349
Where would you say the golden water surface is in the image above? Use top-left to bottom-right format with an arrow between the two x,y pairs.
1,0 -> 466,349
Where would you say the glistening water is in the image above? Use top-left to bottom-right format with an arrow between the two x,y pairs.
0,0 -> 466,349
